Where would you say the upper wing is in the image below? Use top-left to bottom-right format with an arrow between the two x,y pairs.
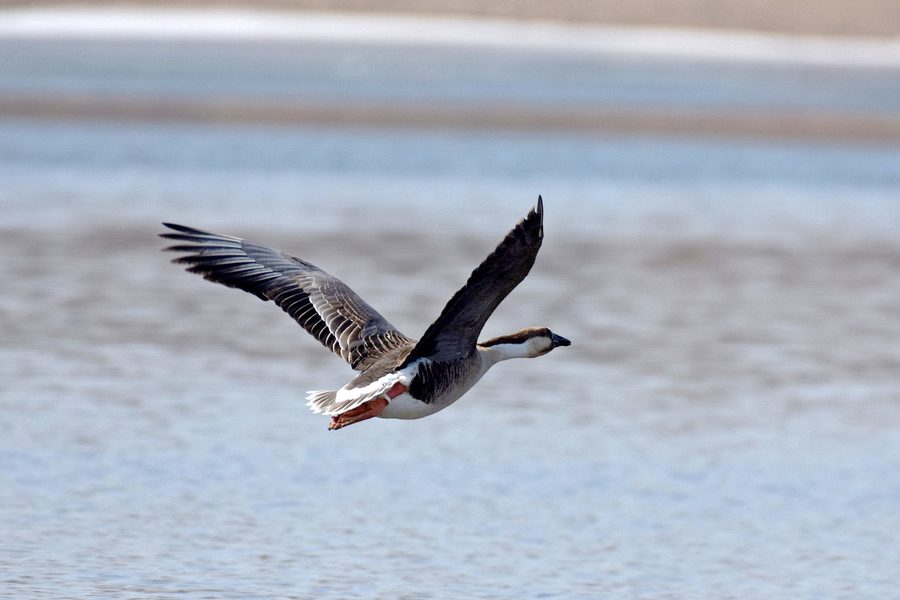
402,197 -> 544,365
160,223 -> 413,371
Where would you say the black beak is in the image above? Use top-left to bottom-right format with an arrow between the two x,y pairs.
551,333 -> 571,348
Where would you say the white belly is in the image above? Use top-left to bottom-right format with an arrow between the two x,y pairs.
376,355 -> 492,420
377,391 -> 445,420
378,373 -> 484,420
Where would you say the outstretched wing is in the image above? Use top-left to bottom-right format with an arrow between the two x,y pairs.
402,197 -> 544,365
160,223 -> 414,371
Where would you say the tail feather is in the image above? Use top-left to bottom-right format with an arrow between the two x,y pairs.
306,390 -> 339,414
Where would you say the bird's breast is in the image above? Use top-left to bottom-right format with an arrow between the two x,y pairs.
378,390 -> 442,420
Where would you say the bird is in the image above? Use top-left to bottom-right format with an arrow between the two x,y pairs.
160,196 -> 570,430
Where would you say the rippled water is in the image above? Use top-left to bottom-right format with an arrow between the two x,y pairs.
2,34 -> 900,599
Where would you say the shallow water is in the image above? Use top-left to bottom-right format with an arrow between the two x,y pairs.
4,38 -> 900,113
2,35 -> 900,599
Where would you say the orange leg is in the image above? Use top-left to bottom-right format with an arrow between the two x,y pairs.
328,397 -> 389,430
328,383 -> 408,431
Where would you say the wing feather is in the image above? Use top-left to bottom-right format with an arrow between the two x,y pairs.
402,197 -> 544,365
161,223 -> 413,370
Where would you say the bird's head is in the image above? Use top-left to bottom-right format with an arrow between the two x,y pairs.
479,326 -> 571,360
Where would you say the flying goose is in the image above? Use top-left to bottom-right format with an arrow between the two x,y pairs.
160,197 -> 570,430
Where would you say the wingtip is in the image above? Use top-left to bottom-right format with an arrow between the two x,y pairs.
160,223 -> 176,240
161,222 -> 204,234
160,223 -> 191,237
530,195 -> 544,236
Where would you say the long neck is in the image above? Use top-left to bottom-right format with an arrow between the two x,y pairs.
477,341 -> 536,369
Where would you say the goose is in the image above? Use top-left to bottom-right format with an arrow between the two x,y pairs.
160,196 -> 570,430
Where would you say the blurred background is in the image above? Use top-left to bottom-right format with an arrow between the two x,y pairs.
1,2 -> 899,598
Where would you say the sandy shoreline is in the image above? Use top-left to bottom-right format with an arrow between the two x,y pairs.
3,8 -> 898,68
1,0 -> 898,37
3,93 -> 900,143
2,7 -> 897,141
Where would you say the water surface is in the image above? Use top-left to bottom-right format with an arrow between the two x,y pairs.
1,34 -> 900,599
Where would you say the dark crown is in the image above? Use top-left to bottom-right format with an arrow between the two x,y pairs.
479,327 -> 551,347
